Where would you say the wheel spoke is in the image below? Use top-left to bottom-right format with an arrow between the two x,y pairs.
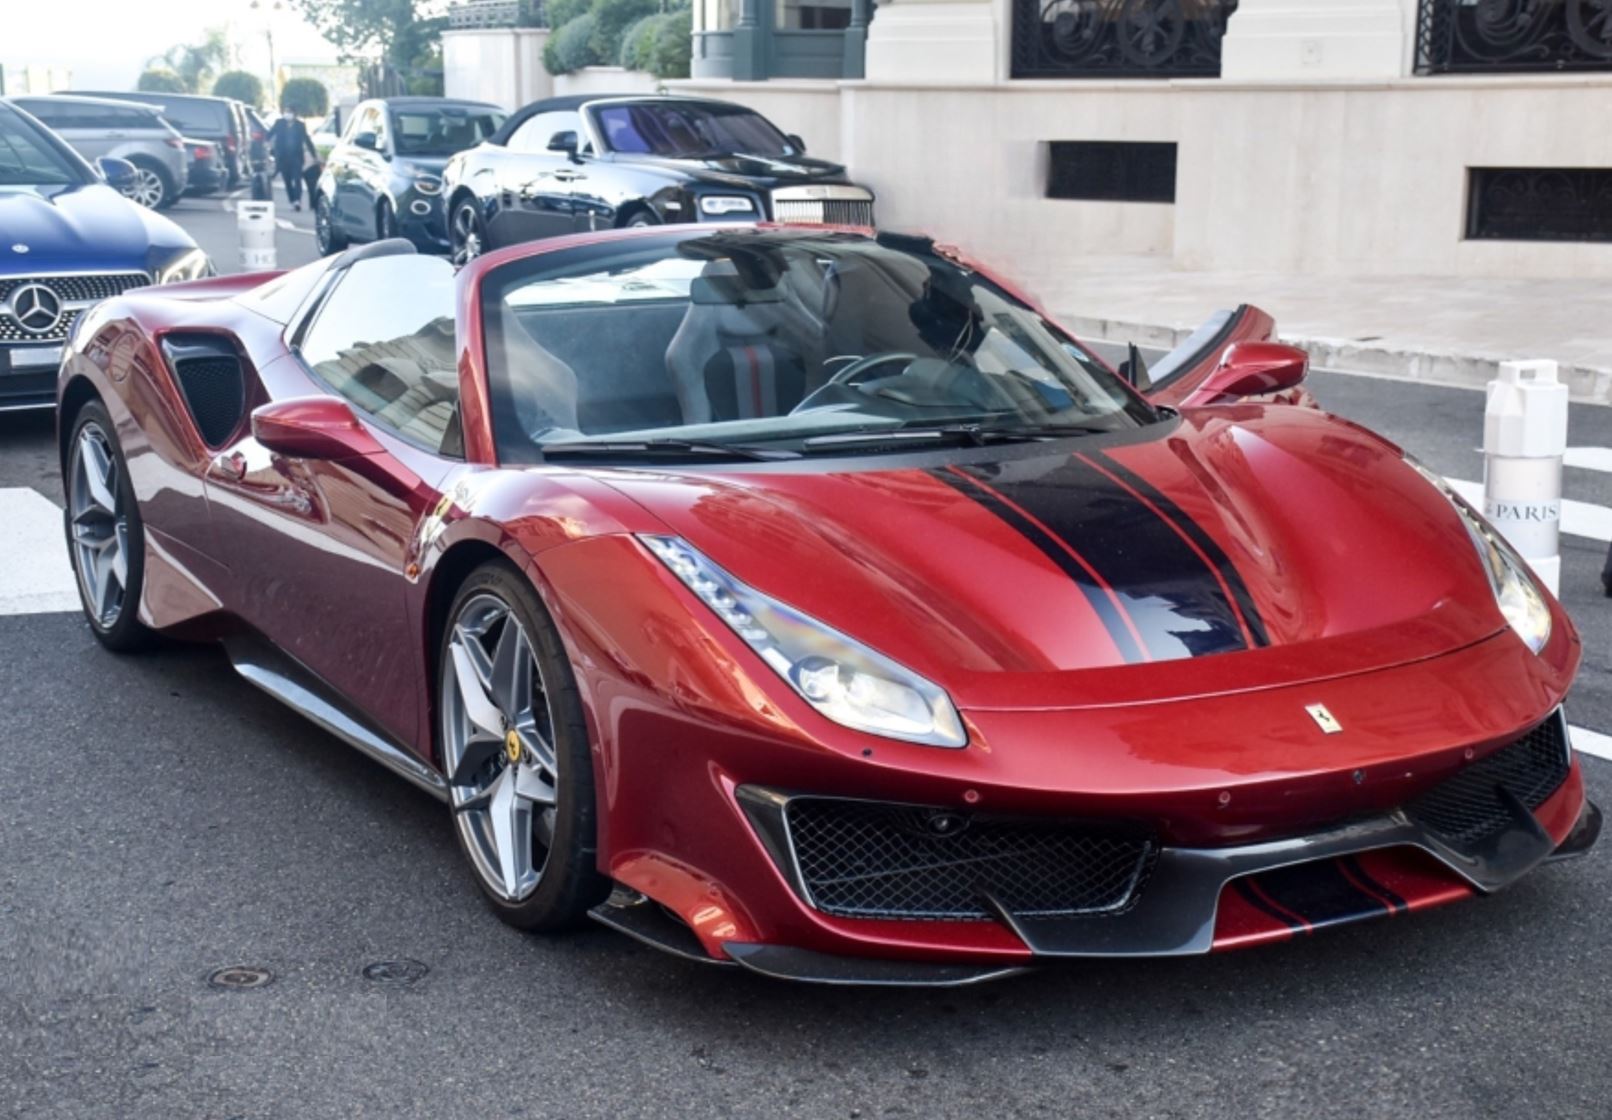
513,762 -> 556,808
484,766 -> 531,898
109,521 -> 129,588
515,713 -> 555,775
449,636 -> 504,739
93,551 -> 119,620
449,736 -> 506,788
489,618 -> 532,719
80,433 -> 117,515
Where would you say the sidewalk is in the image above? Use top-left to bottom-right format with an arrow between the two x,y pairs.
1026,255 -> 1612,404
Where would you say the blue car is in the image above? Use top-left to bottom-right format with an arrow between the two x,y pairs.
0,99 -> 210,410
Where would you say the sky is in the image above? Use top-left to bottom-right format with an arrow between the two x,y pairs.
2,0 -> 342,93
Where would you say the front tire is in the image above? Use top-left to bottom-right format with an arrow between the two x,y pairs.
64,402 -> 151,651
315,193 -> 346,255
450,197 -> 488,266
437,562 -> 609,930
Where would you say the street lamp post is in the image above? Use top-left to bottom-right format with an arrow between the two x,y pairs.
249,0 -> 285,104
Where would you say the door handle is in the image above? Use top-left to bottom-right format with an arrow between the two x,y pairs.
552,170 -> 581,183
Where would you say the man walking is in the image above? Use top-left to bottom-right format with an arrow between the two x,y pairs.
266,105 -> 320,212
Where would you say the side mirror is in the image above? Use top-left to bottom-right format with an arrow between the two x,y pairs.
786,133 -> 807,155
97,156 -> 138,191
547,131 -> 580,159
353,131 -> 380,152
1194,341 -> 1309,404
251,396 -> 384,461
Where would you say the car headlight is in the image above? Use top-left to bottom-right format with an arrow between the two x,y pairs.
640,535 -> 967,747
412,173 -> 443,196
154,248 -> 212,285
698,195 -> 756,216
1405,458 -> 1552,654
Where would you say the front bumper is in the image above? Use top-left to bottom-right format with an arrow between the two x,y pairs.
0,345 -> 63,410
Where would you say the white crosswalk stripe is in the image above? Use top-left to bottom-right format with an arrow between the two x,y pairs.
1566,447 -> 1612,474
0,487 -> 80,615
1572,725 -> 1612,763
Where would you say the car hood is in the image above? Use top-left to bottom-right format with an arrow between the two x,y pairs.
599,407 -> 1510,710
624,152 -> 851,188
0,183 -> 192,276
397,155 -> 451,176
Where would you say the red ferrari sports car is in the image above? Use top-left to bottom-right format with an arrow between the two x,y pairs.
59,226 -> 1598,985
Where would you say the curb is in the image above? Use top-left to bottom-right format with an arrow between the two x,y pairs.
1062,314 -> 1612,406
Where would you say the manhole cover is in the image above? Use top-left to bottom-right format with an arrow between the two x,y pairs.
206,966 -> 273,990
361,959 -> 429,985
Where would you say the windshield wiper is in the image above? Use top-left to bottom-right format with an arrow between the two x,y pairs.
540,438 -> 798,462
800,422 -> 1114,452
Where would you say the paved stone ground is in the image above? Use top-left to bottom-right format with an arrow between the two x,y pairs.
1032,254 -> 1612,402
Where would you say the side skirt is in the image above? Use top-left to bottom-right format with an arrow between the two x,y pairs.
221,634 -> 449,802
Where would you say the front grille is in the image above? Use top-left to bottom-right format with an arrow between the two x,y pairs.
785,797 -> 1155,922
1405,715 -> 1572,848
0,273 -> 150,303
770,189 -> 875,228
0,273 -> 150,343
0,309 -> 81,343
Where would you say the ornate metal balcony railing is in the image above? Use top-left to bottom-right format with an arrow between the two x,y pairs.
1416,0 -> 1612,74
448,0 -> 527,29
1011,0 -> 1238,80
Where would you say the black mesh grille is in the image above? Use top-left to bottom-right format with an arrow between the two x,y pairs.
0,273 -> 149,302
785,798 -> 1155,922
1406,717 -> 1571,848
173,356 -> 245,446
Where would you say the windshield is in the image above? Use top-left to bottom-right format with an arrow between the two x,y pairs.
392,105 -> 505,156
0,108 -> 86,186
590,102 -> 795,159
480,229 -> 1151,463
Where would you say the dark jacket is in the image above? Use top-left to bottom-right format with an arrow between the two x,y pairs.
267,116 -> 318,172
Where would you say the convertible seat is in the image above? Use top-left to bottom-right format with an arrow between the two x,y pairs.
665,283 -> 807,424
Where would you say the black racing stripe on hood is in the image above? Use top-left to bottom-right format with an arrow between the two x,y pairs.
1090,450 -> 1270,647
952,457 -> 1249,661
927,468 -> 1146,665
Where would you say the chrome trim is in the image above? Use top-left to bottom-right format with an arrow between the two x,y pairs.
769,185 -> 874,204
223,635 -> 450,801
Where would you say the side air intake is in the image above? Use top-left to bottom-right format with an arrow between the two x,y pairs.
160,334 -> 247,448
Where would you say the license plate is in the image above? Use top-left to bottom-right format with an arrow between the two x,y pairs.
4,345 -> 62,371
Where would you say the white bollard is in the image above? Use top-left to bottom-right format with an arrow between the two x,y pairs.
1483,359 -> 1568,595
237,200 -> 277,271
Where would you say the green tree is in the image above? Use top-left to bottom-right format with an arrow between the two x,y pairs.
290,0 -> 443,70
212,70 -> 265,107
278,77 -> 329,117
136,69 -> 187,93
543,14 -> 600,74
151,28 -> 229,93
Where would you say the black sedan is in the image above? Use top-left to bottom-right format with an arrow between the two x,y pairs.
440,94 -> 875,264
314,96 -> 505,255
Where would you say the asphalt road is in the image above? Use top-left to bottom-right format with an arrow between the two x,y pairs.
3,208 -> 1611,1118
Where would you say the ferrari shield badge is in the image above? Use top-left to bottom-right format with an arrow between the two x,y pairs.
1305,703 -> 1343,734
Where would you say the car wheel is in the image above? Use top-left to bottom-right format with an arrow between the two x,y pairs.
438,562 -> 609,930
122,161 -> 170,210
624,209 -> 658,228
376,199 -> 397,241
450,199 -> 487,266
64,403 -> 151,652
315,194 -> 346,255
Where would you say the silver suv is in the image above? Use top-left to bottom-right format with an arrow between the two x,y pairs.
10,95 -> 188,210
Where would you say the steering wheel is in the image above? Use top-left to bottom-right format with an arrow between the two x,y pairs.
823,352 -> 917,388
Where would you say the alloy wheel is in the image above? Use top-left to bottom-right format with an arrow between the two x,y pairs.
451,203 -> 483,266
68,424 -> 129,628
315,196 -> 338,254
441,593 -> 559,901
123,167 -> 165,209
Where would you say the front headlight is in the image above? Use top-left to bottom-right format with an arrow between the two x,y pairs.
154,248 -> 212,285
698,195 -> 756,216
1406,458 -> 1552,654
412,173 -> 443,196
640,535 -> 967,747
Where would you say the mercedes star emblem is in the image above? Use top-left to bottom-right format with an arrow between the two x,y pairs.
8,283 -> 63,335
10,244 -> 29,253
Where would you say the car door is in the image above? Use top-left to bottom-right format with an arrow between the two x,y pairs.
491,111 -> 582,247
203,254 -> 462,746
331,104 -> 381,234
